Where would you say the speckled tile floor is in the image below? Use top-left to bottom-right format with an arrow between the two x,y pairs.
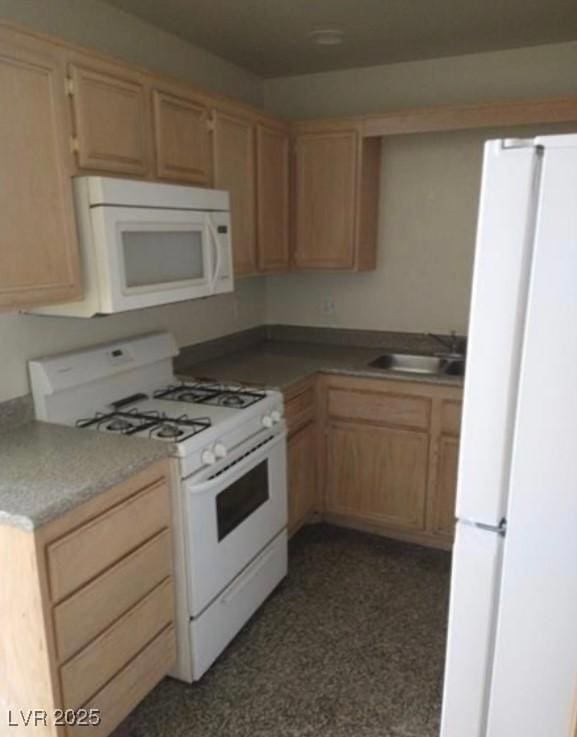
112,524 -> 451,737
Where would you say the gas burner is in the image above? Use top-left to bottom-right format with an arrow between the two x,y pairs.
154,382 -> 267,409
156,424 -> 184,439
76,409 -> 212,442
106,417 -> 134,432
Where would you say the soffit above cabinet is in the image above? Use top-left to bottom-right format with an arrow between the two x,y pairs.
103,0 -> 577,77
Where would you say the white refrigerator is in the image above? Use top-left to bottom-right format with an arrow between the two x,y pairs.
440,134 -> 577,737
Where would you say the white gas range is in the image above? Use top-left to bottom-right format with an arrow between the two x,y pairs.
29,332 -> 288,682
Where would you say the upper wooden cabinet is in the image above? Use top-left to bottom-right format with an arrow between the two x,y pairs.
213,109 -> 257,275
293,129 -> 381,270
256,124 -> 290,273
0,31 -> 81,310
153,86 -> 212,185
68,61 -> 152,176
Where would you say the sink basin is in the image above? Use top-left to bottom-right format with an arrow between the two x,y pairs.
369,353 -> 465,377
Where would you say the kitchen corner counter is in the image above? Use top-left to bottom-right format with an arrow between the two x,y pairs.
176,339 -> 465,392
0,421 -> 172,531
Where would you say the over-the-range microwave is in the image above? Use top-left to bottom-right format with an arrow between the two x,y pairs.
32,176 -> 234,317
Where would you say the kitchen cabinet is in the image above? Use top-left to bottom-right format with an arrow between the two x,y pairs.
153,86 -> 212,184
212,108 -> 257,275
0,460 -> 176,737
0,30 -> 81,310
293,128 -> 381,270
427,398 -> 462,539
320,375 -> 462,549
256,124 -> 290,273
68,60 -> 152,176
327,422 -> 429,531
284,378 -> 318,535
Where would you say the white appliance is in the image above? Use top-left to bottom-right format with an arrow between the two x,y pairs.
441,134 -> 577,736
29,332 -> 287,682
32,177 -> 233,317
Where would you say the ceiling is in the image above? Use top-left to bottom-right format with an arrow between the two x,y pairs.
103,0 -> 577,78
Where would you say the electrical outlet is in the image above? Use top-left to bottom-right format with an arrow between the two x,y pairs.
321,297 -> 336,316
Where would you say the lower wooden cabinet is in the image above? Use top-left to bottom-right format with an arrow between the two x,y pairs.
429,435 -> 460,537
319,375 -> 462,548
284,378 -> 318,535
0,459 -> 176,737
326,422 -> 428,531
287,420 -> 317,535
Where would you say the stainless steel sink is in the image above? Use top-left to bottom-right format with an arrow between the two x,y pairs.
369,352 -> 465,377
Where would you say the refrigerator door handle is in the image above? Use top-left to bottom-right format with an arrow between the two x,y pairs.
462,518 -> 507,537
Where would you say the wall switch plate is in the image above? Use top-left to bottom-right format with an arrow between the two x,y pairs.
321,297 -> 336,316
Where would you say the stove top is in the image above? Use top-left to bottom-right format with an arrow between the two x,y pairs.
153,382 -> 267,409
76,408 -> 211,443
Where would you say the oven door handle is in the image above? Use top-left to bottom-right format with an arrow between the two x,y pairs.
186,430 -> 286,496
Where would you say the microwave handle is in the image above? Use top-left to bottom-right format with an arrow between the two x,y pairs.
206,216 -> 222,293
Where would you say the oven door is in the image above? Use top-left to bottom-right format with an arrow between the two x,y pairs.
89,205 -> 230,312
183,431 -> 287,617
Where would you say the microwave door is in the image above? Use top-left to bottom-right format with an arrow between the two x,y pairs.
91,206 -> 212,312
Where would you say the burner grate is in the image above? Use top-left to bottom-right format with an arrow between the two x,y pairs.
76,408 -> 211,441
153,381 -> 266,409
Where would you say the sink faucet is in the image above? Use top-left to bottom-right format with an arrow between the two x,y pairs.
427,330 -> 462,356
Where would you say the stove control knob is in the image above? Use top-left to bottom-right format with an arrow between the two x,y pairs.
271,410 -> 282,424
214,443 -> 228,459
262,414 -> 274,429
201,449 -> 216,466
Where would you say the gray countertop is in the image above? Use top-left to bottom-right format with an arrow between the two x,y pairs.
0,421 -> 172,532
177,339 -> 465,391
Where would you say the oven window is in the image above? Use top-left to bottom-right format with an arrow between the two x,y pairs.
122,230 -> 205,287
216,461 -> 269,541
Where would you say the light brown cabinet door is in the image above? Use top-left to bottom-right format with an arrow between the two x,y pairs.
326,421 -> 428,531
288,421 -> 317,535
153,88 -> 211,184
256,124 -> 289,273
430,436 -> 460,537
69,63 -> 151,175
0,36 -> 80,310
213,110 -> 257,275
294,130 -> 358,269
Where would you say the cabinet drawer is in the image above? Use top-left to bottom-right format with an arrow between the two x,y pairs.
285,384 -> 315,433
48,478 -> 170,602
61,577 -> 173,709
67,625 -> 176,737
54,530 -> 172,662
441,400 -> 462,437
328,387 -> 430,431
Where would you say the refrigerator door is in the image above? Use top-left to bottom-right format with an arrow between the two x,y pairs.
456,141 -> 543,527
440,522 -> 504,737
486,142 -> 577,736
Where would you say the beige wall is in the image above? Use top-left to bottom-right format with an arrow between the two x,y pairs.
263,41 -> 577,120
264,44 -> 577,335
0,0 -> 263,105
0,0 -> 266,402
266,130 -> 482,334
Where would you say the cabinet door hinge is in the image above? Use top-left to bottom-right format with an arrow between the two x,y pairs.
65,76 -> 75,96
70,136 -> 80,154
206,114 -> 215,132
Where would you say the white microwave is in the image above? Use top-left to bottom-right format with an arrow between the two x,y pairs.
32,176 -> 233,317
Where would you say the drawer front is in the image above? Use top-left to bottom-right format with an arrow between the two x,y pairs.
328,387 -> 430,431
66,625 -> 176,737
441,400 -> 462,437
48,478 -> 170,602
61,578 -> 174,709
54,530 -> 172,662
285,384 -> 315,433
